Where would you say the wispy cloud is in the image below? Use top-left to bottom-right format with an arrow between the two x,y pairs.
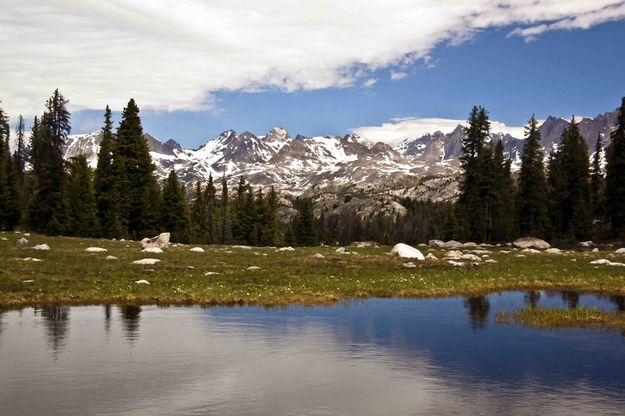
363,78 -> 378,88
390,71 -> 408,81
1,1 -> 623,116
353,117 -> 527,146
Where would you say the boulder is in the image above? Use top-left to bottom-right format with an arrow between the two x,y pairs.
615,248 -> 625,254
189,247 -> 205,253
132,258 -> 161,265
444,250 -> 464,260
142,247 -> 164,254
134,280 -> 151,285
425,253 -> 438,261
590,259 -> 625,267
402,262 -> 417,268
312,253 -> 325,259
17,237 -> 28,245
352,241 -> 377,248
428,239 -> 446,248
335,247 -> 346,253
106,255 -> 119,260
579,241 -> 593,248
513,237 -> 551,250
247,266 -> 261,271
443,240 -> 463,249
277,246 -> 295,252
85,247 -> 107,253
390,243 -> 425,260
545,248 -> 562,254
462,242 -> 478,248
521,248 -> 541,254
204,272 -> 220,276
232,245 -> 252,250
140,232 -> 170,250
33,244 -> 50,250
460,253 -> 482,262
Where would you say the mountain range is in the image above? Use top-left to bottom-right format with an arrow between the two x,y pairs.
63,108 -> 618,202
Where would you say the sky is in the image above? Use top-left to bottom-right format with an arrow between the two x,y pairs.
2,1 -> 625,147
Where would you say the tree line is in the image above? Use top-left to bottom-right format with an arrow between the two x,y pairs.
1,91 -> 625,245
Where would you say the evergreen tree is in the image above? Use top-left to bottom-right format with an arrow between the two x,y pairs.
190,181 -> 208,243
517,115 -> 550,238
220,174 -> 232,244
264,186 -> 280,245
490,140 -> 516,242
548,117 -> 592,240
66,155 -> 99,237
94,106 -> 122,237
590,132 -> 606,222
14,114 -> 27,181
28,90 -> 71,235
294,197 -> 316,246
606,97 -> 625,238
161,170 -> 190,242
205,174 -> 218,244
457,105 -> 491,241
112,99 -> 160,238
0,105 -> 21,230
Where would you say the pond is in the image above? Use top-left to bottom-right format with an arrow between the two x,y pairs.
1,292 -> 625,415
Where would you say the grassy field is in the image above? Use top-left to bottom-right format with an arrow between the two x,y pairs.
1,230 -> 625,310
497,307 -> 625,332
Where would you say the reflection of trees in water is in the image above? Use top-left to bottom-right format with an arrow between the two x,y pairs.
40,306 -> 70,354
524,291 -> 541,308
463,296 -> 490,330
0,311 -> 4,334
119,305 -> 141,343
104,304 -> 112,335
561,291 -> 580,309
609,295 -> 625,312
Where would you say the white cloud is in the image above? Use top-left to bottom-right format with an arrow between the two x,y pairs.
390,71 -> 408,80
353,117 -> 527,146
363,78 -> 378,87
1,1 -> 623,116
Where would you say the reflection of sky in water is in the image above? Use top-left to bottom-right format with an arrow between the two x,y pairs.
0,292 -> 624,415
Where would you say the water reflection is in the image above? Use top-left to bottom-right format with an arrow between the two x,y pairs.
38,306 -> 70,354
524,291 -> 541,308
561,291 -> 580,309
464,296 -> 490,330
104,304 -> 112,335
119,305 -> 141,342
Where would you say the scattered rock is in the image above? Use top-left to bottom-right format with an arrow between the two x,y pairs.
590,259 -> 625,267
390,243 -> 425,260
460,253 -> 482,262
484,259 -> 498,264
132,258 -> 161,265
352,241 -> 377,248
592,248 -> 599,253
444,250 -> 464,260
462,242 -> 478,248
204,272 -> 220,276
425,253 -> 438,261
19,257 -> 42,262
402,262 -> 417,268
335,247 -> 346,253
579,241 -> 593,248
545,248 -> 562,254
187,265 -> 195,269
22,279 -> 34,283
513,237 -> 551,250
189,247 -> 205,253
140,232 -> 170,250
447,260 -> 465,266
85,247 -> 107,252
134,279 -> 151,285
312,253 -> 325,259
17,237 -> 28,245
32,244 -> 50,250
521,248 -> 541,254
615,248 -> 625,254
428,239 -> 446,248
106,255 -> 119,260
232,245 -> 252,250
515,254 -> 527,258
443,240 -> 463,249
277,246 -> 295,252
141,247 -> 164,254
247,266 -> 261,271
0,237 -> 7,241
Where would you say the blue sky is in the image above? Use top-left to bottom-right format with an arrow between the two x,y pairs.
3,1 -> 625,147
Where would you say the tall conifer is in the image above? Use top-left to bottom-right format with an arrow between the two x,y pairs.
606,97 -> 625,238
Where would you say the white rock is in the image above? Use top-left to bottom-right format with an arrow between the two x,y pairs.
312,253 -> 325,259
592,248 -> 599,253
135,279 -> 151,285
515,254 -> 527,258
32,244 -> 50,250
390,243 -> 425,260
428,239 -> 446,248
204,272 -> 220,276
352,241 -> 377,248
460,253 -> 482,262
579,241 -> 593,248
545,248 -> 562,254
462,242 -> 478,248
513,237 -> 551,249
0,237 -> 7,241
448,260 -> 465,266
189,247 -> 205,253
444,250 -> 464,260
85,247 -> 108,253
141,247 -> 164,254
590,259 -> 625,267
106,255 -> 119,260
425,253 -> 438,261
402,262 -> 417,268
17,237 -> 28,245
140,232 -> 170,250
615,248 -> 625,254
485,259 -> 498,264
443,240 -> 463,249
22,279 -> 34,283
132,258 -> 161,265
277,246 -> 295,252
469,249 -> 492,254
335,247 -> 346,253
232,245 -> 252,250
247,266 -> 261,271
521,248 -> 541,254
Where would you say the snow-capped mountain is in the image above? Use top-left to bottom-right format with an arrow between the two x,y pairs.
62,108 -> 618,199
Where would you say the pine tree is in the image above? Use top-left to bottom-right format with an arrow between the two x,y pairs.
161,170 -> 190,242
548,117 -> 592,240
190,181 -> 208,243
490,140 -> 516,242
0,105 -> 21,230
517,115 -> 550,238
66,155 -> 99,237
14,114 -> 27,181
94,106 -> 122,237
220,174 -> 232,244
206,174 -> 218,244
590,132 -> 606,222
28,90 -> 71,235
112,99 -> 160,238
294,197 -> 316,246
606,97 -> 625,238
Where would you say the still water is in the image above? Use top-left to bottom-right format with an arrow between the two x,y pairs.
1,292 -> 625,415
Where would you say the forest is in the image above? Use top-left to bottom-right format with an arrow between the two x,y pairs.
1,90 -> 624,246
